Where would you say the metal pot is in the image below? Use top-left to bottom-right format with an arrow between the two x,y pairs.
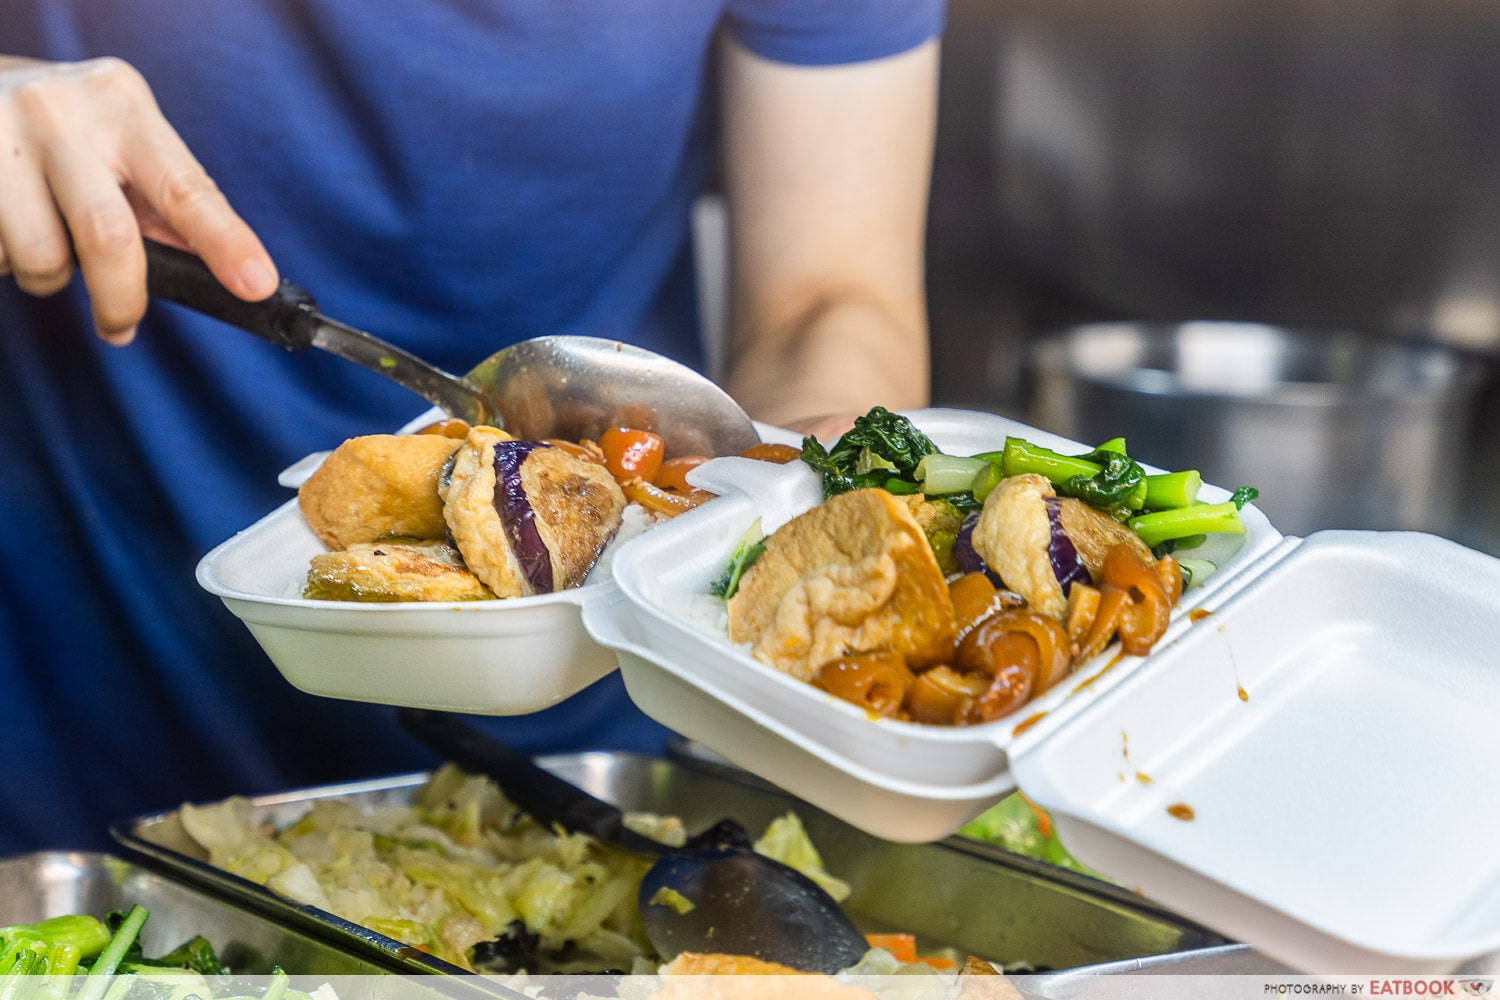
1027,322 -> 1488,537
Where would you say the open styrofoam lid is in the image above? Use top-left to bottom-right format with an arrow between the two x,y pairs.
1009,529 -> 1500,974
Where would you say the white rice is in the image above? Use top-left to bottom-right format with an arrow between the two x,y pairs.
585,503 -> 660,586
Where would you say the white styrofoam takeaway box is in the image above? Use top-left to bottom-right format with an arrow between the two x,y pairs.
589,408 -> 1500,974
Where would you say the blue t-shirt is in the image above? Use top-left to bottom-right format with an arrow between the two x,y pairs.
0,1 -> 943,851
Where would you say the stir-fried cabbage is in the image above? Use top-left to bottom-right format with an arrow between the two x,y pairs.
752,812 -> 851,903
180,764 -> 692,972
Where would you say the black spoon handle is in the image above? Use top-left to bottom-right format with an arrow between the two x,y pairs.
143,237 -> 320,350
398,708 -> 669,857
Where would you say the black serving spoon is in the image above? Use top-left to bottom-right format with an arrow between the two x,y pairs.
398,708 -> 869,973
143,238 -> 759,457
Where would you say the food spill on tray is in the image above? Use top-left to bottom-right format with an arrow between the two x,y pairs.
712,407 -> 1260,726
298,419 -> 798,603
175,762 -> 977,976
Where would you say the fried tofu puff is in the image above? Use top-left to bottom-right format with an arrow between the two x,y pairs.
657,952 -> 1015,999
727,488 -> 956,682
970,473 -> 1153,619
656,953 -> 877,999
304,540 -> 494,602
297,434 -> 462,550
442,426 -> 625,597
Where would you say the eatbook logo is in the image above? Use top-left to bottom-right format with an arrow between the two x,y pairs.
1461,983 -> 1493,997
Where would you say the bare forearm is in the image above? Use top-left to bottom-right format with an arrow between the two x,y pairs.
724,290 -> 929,428
716,37 -> 938,433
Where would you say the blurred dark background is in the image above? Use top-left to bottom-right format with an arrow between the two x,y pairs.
923,0 -> 1500,553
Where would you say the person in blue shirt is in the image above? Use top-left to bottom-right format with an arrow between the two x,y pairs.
0,2 -> 943,852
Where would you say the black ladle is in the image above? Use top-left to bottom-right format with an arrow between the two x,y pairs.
398,708 -> 869,973
143,238 -> 760,457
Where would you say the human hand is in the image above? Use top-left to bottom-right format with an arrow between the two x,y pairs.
0,56 -> 277,344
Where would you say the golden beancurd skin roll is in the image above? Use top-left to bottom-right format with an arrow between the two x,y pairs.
297,434 -> 462,550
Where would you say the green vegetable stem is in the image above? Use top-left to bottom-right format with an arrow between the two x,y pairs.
74,906 -> 149,1000
1142,469 -> 1203,510
913,454 -> 989,496
992,438 -> 1146,519
1128,501 -> 1248,550
0,914 -> 111,963
0,913 -> 112,985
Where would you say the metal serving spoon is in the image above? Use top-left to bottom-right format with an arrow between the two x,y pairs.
143,239 -> 760,457
398,708 -> 870,974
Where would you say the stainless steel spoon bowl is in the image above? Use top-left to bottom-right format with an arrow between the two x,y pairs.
143,239 -> 760,457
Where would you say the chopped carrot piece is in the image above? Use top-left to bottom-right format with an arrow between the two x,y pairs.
864,933 -> 918,964
1020,793 -> 1053,839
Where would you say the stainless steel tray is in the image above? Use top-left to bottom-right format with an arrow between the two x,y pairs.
0,850 -> 395,975
112,751 -> 1225,976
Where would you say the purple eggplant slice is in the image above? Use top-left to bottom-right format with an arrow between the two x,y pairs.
971,473 -> 1155,619
443,426 -> 626,597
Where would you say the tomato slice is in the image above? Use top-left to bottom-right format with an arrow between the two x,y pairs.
598,427 -> 665,482
414,418 -> 471,439
620,478 -> 715,517
543,438 -> 604,464
654,455 -> 710,492
739,442 -> 802,464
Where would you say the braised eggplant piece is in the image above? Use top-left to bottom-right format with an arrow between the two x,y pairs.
443,426 -> 626,597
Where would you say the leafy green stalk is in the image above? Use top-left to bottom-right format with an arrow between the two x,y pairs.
971,460 -> 1005,502
1128,501 -> 1248,549
993,437 -> 1101,484
997,437 -> 1146,519
43,942 -> 82,979
1142,470 -> 1203,510
125,934 -> 226,976
1094,436 -> 1127,455
98,975 -> 136,1000
799,406 -> 937,498
1176,556 -> 1219,588
74,905 -> 149,1000
1067,448 -> 1147,516
709,520 -> 766,600
0,915 -> 111,960
0,939 -> 46,980
263,968 -> 291,1000
914,453 -> 988,495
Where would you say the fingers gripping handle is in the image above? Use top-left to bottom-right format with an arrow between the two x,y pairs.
143,238 -> 319,350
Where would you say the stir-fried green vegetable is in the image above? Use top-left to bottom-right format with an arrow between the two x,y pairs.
0,914 -> 111,978
2,907 -> 331,1000
709,519 -> 767,600
795,407 -> 1259,558
1,912 -> 122,984
2,903 -> 224,989
800,406 -> 941,500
